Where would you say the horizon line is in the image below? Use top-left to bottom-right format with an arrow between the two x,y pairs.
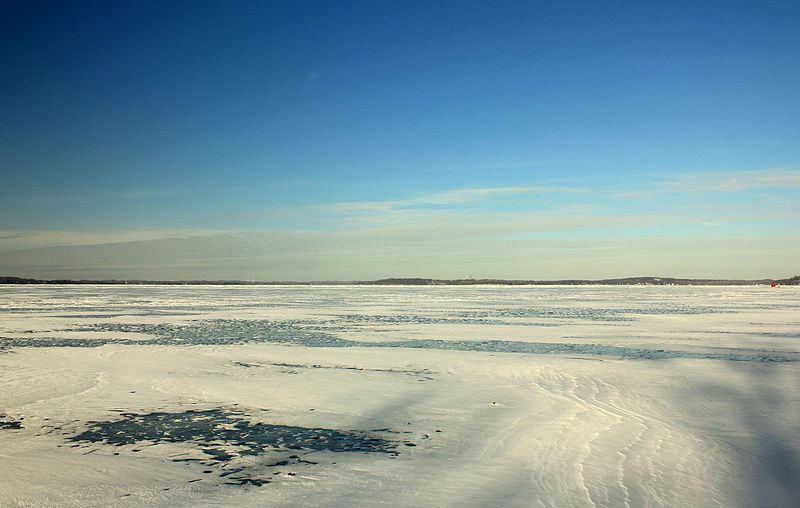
2,275 -> 798,286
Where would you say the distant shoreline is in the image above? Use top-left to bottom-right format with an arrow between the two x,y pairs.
2,275 -> 798,286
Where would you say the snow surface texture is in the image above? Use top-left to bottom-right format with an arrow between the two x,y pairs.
1,284 -> 799,507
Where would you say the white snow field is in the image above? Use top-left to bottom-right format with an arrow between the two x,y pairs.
1,284 -> 799,507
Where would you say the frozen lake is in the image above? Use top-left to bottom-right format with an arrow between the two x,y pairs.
1,285 -> 799,506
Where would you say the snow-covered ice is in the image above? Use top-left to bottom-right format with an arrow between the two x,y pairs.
1,284 -> 799,507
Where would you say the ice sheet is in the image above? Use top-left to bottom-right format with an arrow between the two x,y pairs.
1,285 -> 799,507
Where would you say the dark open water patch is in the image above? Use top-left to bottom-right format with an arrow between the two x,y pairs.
3,319 -> 799,362
75,319 -> 352,347
70,408 -> 398,456
334,313 -> 560,327
457,304 -> 733,321
68,408 -> 404,486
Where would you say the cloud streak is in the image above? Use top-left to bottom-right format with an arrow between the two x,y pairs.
215,169 -> 800,231
661,169 -> 800,193
3,230 -> 798,281
0,229 -> 219,252
2,168 -> 798,280
322,185 -> 567,214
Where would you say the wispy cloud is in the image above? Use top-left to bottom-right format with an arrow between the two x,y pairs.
322,185 -> 574,214
413,186 -> 568,205
208,185 -> 572,226
661,169 -> 800,193
3,229 -> 798,281
4,168 -> 798,280
0,229 -> 218,252
216,170 -> 800,233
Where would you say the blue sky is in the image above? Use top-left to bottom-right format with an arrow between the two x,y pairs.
1,1 -> 799,280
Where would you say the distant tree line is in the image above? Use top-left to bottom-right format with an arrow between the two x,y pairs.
2,275 -> 798,286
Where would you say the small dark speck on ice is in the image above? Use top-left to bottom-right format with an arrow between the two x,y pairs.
0,415 -> 23,430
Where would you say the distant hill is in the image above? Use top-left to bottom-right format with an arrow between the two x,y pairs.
364,276 -> 800,286
2,275 -> 798,286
